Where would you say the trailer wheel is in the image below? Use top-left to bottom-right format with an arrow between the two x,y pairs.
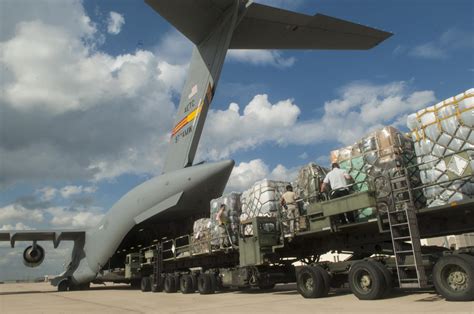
258,283 -> 275,290
433,254 -> 474,301
349,261 -> 385,300
197,273 -> 215,295
180,275 -> 195,294
151,275 -> 164,292
368,260 -> 393,297
190,274 -> 198,291
57,279 -> 69,292
163,275 -> 178,293
140,276 -> 151,292
315,265 -> 331,297
296,266 -> 327,298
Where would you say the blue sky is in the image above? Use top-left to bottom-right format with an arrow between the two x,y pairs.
0,0 -> 473,280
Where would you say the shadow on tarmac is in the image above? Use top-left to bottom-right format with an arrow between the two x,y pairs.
2,283 -> 441,302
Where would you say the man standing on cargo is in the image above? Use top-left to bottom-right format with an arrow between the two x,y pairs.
321,163 -> 355,223
321,163 -> 353,197
280,184 -> 299,238
216,204 -> 230,248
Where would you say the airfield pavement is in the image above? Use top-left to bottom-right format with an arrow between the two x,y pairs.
0,282 -> 473,313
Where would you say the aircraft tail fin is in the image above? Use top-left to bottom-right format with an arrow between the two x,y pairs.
230,3 -> 392,50
145,0 -> 392,173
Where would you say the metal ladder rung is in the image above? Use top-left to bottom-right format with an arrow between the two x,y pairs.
400,282 -> 422,288
399,278 -> 419,282
393,236 -> 411,241
392,187 -> 409,193
395,250 -> 414,254
389,209 -> 409,214
390,176 -> 407,182
391,222 -> 409,227
386,171 -> 428,290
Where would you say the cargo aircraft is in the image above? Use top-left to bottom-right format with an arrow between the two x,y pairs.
0,0 -> 391,291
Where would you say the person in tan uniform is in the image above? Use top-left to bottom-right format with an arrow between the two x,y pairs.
216,204 -> 230,248
280,184 -> 299,237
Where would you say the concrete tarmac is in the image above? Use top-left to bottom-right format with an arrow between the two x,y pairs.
1,282 -> 473,314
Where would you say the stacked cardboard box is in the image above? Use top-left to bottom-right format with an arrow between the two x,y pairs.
295,163 -> 329,204
407,88 -> 474,207
331,126 -> 425,220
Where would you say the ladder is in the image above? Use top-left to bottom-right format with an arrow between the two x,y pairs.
387,168 -> 428,288
152,243 -> 163,291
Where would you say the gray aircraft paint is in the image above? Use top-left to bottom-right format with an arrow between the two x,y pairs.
0,0 -> 392,287
162,1 -> 240,172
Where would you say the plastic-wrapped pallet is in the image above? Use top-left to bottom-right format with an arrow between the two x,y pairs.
240,179 -> 289,235
191,218 -> 211,254
330,126 -> 425,220
407,88 -> 474,207
362,126 -> 424,208
295,163 -> 329,204
210,192 -> 242,245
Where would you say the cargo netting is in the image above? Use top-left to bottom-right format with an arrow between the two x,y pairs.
330,126 -> 426,221
240,179 -> 289,235
210,192 -> 242,246
407,88 -> 473,207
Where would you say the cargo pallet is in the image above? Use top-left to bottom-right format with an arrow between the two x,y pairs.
126,154 -> 474,301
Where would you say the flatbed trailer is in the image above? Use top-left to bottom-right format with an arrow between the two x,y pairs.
127,156 -> 474,301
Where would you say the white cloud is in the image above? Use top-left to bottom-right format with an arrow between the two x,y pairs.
226,159 -> 297,191
199,94 -> 300,159
410,42 -> 447,59
228,50 -> 296,68
0,0 -> 96,42
408,28 -> 474,59
107,11 -> 125,35
0,204 -> 44,223
199,81 -> 436,160
0,222 -> 34,231
36,186 -> 57,201
47,207 -> 104,228
227,159 -> 269,191
270,164 -> 298,182
59,185 -> 96,198
298,152 -> 308,160
0,3 -> 189,186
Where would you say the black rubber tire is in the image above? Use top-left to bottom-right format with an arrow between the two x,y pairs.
174,274 -> 181,292
197,273 -> 215,295
296,266 -> 326,298
209,274 -> 218,292
258,283 -> 276,290
367,260 -> 393,298
71,282 -> 90,291
130,279 -> 141,289
57,279 -> 69,292
180,275 -> 195,294
433,254 -> 474,301
151,276 -> 164,292
312,265 -> 331,297
190,274 -> 198,291
164,275 -> 178,293
140,276 -> 151,292
349,261 -> 385,300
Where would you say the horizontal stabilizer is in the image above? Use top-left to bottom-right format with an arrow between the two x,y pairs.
0,230 -> 85,248
230,3 -> 392,49
145,0 -> 236,44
